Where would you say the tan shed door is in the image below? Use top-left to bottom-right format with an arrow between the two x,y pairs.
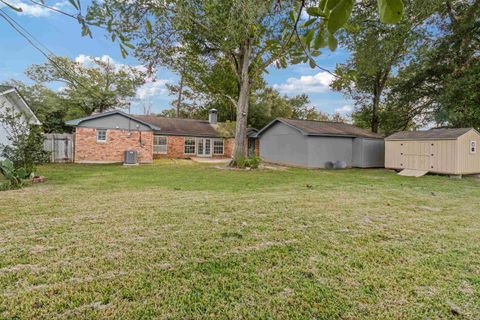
400,142 -> 433,171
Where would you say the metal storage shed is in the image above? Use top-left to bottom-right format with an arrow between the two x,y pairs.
255,118 -> 385,168
385,128 -> 480,175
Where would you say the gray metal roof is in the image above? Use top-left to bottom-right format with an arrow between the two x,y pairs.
256,118 -> 384,139
385,128 -> 474,140
66,110 -> 161,130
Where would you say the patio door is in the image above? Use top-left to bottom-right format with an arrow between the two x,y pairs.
197,138 -> 212,157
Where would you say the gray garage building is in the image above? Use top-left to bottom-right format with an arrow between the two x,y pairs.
256,118 -> 385,168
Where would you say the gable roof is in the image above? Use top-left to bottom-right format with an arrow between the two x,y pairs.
0,85 -> 14,93
256,118 -> 383,139
385,128 -> 475,140
65,110 -> 160,130
0,86 -> 41,125
135,115 -> 222,137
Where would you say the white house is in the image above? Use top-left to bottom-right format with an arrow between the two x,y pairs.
0,85 -> 41,158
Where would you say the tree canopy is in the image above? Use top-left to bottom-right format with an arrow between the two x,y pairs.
27,56 -> 145,115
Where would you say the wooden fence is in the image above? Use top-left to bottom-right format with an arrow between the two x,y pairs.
43,133 -> 74,163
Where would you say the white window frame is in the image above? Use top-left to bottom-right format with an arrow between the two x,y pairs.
96,129 -> 107,143
213,139 -> 224,155
153,135 -> 168,154
470,140 -> 477,154
184,137 -> 196,155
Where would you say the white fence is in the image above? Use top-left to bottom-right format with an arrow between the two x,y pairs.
44,133 -> 74,163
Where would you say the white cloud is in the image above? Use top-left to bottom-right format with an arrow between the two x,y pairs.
272,71 -> 334,94
75,54 -> 123,69
75,54 -> 150,75
136,80 -> 169,100
335,105 -> 353,114
0,0 -> 71,17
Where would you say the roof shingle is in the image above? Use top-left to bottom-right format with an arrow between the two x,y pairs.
385,128 -> 473,140
135,115 -> 221,137
258,118 -> 383,139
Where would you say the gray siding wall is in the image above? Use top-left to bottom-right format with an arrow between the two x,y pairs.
307,136 -> 353,168
259,122 -> 308,167
78,114 -> 151,131
352,138 -> 385,167
259,121 -> 385,169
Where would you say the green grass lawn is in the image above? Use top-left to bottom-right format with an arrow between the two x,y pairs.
1,160 -> 479,319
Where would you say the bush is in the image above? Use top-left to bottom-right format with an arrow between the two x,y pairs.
0,159 -> 29,190
231,155 -> 261,169
0,107 -> 49,176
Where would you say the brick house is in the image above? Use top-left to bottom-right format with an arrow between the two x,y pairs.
66,109 -> 257,163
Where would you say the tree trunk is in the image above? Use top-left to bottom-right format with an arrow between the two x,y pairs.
371,75 -> 382,133
232,38 -> 252,162
371,89 -> 380,133
176,75 -> 184,118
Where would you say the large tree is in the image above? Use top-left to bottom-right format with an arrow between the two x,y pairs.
26,56 -> 145,115
331,0 -> 437,133
86,0 -> 313,162
389,0 -> 480,129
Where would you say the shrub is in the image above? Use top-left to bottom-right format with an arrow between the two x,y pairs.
0,107 -> 49,176
231,155 -> 261,169
0,159 -> 29,190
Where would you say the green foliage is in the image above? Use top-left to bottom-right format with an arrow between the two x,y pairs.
377,0 -> 404,23
436,62 -> 480,128
332,0 -> 438,132
299,0 -> 405,69
0,108 -> 49,176
387,0 -> 480,130
327,0 -> 355,34
216,121 -> 237,138
26,56 -> 145,115
0,159 -> 29,190
3,80 -> 78,133
231,155 -> 261,169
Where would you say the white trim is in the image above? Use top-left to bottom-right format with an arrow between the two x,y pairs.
96,128 -> 107,143
184,137 -> 196,155
153,135 -> 168,154
213,139 -> 224,155
196,138 -> 213,157
470,140 -> 477,154
1,88 -> 41,125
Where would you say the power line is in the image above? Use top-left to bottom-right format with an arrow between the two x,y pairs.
0,8 -> 110,102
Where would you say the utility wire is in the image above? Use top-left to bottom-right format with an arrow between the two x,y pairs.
0,8 -> 109,102
28,0 -> 78,19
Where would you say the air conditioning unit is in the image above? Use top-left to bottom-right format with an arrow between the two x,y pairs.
124,150 -> 138,165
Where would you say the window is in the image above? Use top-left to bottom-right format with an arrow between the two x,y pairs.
96,129 -> 107,142
154,135 -> 168,154
213,139 -> 224,155
470,141 -> 477,154
184,137 -> 196,154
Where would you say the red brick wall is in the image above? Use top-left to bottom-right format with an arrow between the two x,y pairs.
154,136 -> 189,159
223,138 -> 235,158
154,136 -> 234,159
75,127 -> 153,163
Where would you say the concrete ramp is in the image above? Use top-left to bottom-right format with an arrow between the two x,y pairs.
398,169 -> 428,177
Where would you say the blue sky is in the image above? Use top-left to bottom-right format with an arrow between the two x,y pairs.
0,1 -> 353,116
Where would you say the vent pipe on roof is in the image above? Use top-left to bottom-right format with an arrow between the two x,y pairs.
209,109 -> 218,124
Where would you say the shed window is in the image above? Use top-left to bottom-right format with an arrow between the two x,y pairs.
213,139 -> 224,155
154,135 -> 168,154
184,137 -> 196,154
96,129 -> 107,142
470,141 -> 477,154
